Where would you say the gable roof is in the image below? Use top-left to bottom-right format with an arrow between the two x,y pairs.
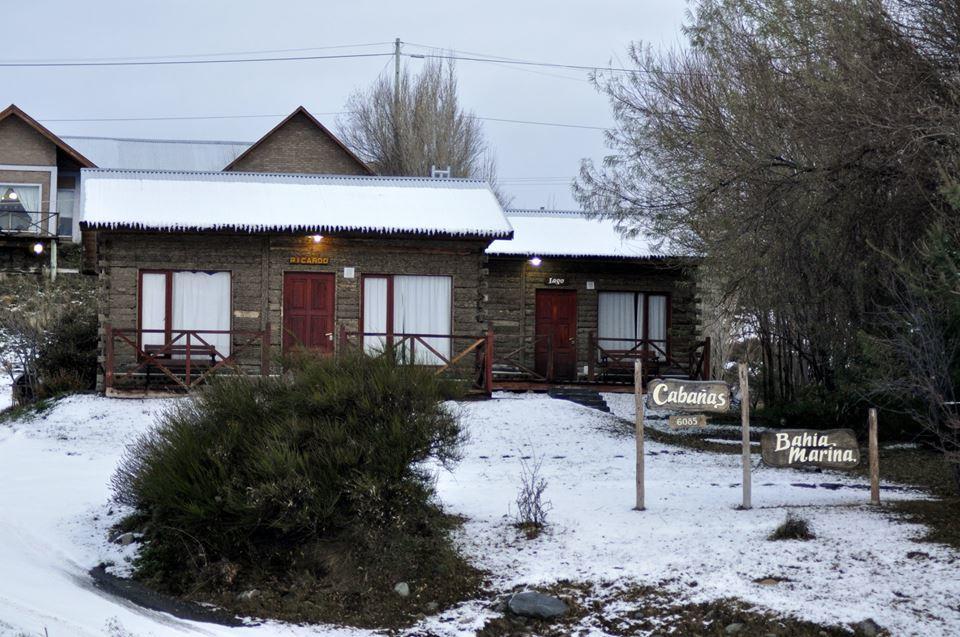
61,135 -> 250,171
80,169 -> 512,239
0,104 -> 96,168
485,209 -> 681,259
222,106 -> 373,174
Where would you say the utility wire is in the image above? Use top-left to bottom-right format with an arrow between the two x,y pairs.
37,112 -> 607,131
0,52 -> 393,68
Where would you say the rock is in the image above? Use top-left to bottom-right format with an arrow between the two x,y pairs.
854,618 -> 882,637
113,532 -> 138,546
394,582 -> 410,598
507,591 -> 569,620
425,601 -> 439,612
237,589 -> 260,601
724,623 -> 745,635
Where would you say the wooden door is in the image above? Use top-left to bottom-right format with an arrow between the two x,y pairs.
535,289 -> 578,380
283,273 -> 335,354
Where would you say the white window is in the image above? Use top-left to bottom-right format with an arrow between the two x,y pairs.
139,271 -> 232,358
0,185 -> 41,233
362,274 -> 452,365
597,292 -> 669,360
56,187 -> 76,237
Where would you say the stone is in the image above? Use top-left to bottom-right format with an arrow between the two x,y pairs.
724,623 -> 745,635
394,582 -> 410,598
425,601 -> 439,612
507,591 -> 569,620
854,618 -> 882,637
113,532 -> 137,546
237,589 -> 260,601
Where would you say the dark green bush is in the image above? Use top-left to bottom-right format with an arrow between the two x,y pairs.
112,353 -> 468,604
37,303 -> 98,395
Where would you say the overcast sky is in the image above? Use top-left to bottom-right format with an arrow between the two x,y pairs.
5,1 -> 689,209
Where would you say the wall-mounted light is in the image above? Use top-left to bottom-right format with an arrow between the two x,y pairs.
310,234 -> 324,243
529,256 -> 542,267
32,242 -> 44,255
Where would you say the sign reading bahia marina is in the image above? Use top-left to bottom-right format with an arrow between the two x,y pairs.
760,429 -> 860,470
647,379 -> 731,413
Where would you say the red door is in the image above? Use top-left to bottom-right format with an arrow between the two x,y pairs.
535,290 -> 578,380
283,273 -> 335,354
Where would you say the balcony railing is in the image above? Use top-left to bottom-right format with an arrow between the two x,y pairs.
338,326 -> 494,394
104,324 -> 272,390
0,210 -> 59,236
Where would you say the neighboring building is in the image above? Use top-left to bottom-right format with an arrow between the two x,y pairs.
485,210 -> 707,384
0,105 -> 96,275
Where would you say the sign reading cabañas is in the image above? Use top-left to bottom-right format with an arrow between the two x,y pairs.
760,429 -> 860,469
647,379 -> 730,413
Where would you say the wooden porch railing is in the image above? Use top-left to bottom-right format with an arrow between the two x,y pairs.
587,332 -> 711,382
104,323 -> 271,390
339,325 -> 494,394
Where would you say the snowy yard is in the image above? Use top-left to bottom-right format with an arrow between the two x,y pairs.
0,392 -> 958,636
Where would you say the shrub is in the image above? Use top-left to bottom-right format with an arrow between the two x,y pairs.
111,353 -> 475,624
768,512 -> 815,541
513,454 -> 551,537
0,275 -> 97,404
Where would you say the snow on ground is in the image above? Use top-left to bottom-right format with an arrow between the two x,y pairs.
0,392 -> 958,636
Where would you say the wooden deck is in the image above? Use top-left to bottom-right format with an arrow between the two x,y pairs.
492,380 -> 636,393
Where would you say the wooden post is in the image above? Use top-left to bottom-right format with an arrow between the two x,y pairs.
338,323 -> 348,353
104,323 -> 114,390
261,322 -> 271,376
484,328 -> 495,395
869,407 -> 880,505
739,362 -> 752,509
634,359 -> 645,510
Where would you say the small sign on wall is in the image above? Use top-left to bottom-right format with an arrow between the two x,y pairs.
547,277 -> 566,286
343,267 -> 355,279
289,256 -> 329,265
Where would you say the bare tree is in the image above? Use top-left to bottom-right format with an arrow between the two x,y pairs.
575,0 -> 960,410
339,58 -> 512,205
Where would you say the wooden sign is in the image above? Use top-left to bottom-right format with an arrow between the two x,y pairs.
289,256 -> 329,265
761,429 -> 860,469
669,413 -> 707,429
647,379 -> 731,413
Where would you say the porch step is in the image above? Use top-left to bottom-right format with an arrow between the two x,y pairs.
547,387 -> 610,413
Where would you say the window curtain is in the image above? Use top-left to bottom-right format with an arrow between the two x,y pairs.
140,273 -> 167,348
393,275 -> 451,364
647,294 -> 668,360
172,272 -> 231,358
598,292 -> 637,356
8,186 -> 40,231
362,277 -> 388,354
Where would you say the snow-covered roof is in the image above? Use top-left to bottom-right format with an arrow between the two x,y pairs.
80,169 -> 513,238
61,136 -> 250,171
485,209 -> 678,259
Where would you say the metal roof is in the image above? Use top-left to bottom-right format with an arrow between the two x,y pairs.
61,136 -> 250,171
80,169 -> 513,238
485,209 -> 680,259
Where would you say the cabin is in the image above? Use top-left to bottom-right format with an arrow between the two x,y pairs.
485,210 -> 708,388
85,170 -> 510,393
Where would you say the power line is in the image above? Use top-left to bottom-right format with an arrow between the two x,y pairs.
0,52 -> 392,68
404,51 -> 638,74
0,42 -> 394,64
36,112 -> 607,131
